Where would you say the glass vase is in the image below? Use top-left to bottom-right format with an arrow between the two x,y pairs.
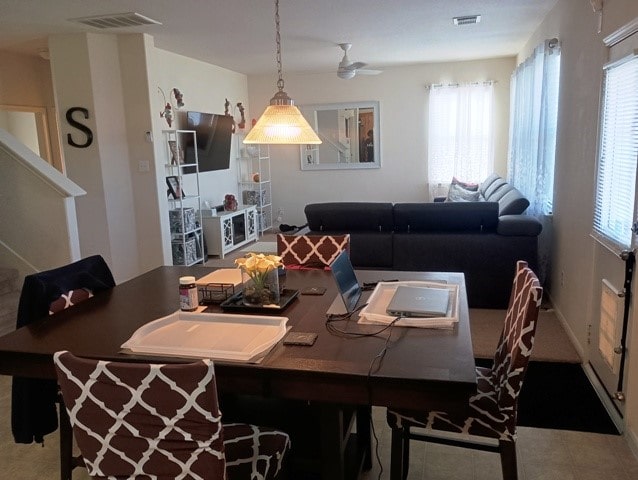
241,268 -> 280,307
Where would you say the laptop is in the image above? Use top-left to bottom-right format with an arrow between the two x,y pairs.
326,250 -> 362,315
386,285 -> 450,318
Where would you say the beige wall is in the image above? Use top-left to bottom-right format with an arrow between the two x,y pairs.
247,57 -> 515,225
522,0 -> 638,452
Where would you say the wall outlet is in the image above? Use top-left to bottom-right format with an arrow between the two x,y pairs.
560,270 -> 565,287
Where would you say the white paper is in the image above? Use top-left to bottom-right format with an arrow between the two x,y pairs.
358,281 -> 459,329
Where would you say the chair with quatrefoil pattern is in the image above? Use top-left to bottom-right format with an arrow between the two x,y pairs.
276,233 -> 350,269
386,261 -> 543,480
11,255 -> 116,480
53,351 -> 291,480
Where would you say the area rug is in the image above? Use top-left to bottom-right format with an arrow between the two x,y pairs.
476,358 -> 619,435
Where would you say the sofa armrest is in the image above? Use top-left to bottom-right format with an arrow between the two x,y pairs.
497,215 -> 542,236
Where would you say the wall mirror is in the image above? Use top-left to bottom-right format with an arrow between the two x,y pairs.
299,101 -> 380,170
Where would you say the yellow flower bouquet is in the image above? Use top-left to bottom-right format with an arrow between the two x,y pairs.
235,253 -> 283,306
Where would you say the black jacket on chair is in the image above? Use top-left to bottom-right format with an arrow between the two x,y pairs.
11,255 -> 115,444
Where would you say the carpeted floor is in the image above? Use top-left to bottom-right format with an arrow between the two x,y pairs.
470,307 -> 580,363
475,358 -> 619,435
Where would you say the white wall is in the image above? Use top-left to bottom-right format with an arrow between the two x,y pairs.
247,57 -> 515,225
520,0 -> 638,452
149,48 -> 248,264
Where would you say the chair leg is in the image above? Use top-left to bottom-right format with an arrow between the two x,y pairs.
499,440 -> 518,480
58,401 -> 73,480
390,427 -> 409,480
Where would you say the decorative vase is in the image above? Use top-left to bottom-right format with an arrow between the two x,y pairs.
241,269 -> 280,307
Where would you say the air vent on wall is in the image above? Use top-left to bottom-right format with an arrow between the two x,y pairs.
68,12 -> 162,29
453,15 -> 481,26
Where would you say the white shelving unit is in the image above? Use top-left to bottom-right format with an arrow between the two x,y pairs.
236,133 -> 272,234
163,130 -> 205,266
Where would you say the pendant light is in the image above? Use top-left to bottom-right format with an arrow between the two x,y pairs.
243,0 -> 321,145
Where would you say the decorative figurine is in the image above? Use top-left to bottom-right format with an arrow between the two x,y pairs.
161,102 -> 173,127
237,102 -> 246,129
172,88 -> 184,108
223,193 -> 238,212
224,98 -> 236,133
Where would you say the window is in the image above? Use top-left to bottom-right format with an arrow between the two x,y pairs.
427,82 -> 494,196
508,39 -> 561,216
593,52 -> 638,251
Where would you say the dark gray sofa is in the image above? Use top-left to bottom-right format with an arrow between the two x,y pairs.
303,175 -> 542,309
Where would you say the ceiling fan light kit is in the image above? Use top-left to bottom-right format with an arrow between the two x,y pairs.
244,0 -> 321,145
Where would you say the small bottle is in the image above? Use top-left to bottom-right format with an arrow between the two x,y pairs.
179,276 -> 198,311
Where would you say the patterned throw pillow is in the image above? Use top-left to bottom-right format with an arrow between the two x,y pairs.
48,288 -> 93,315
277,234 -> 350,269
451,176 -> 479,191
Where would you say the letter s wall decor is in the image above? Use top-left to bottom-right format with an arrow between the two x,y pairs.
66,107 -> 93,148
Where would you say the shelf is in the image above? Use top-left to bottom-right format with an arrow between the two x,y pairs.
164,130 -> 204,266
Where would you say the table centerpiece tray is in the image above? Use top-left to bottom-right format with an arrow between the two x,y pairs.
219,288 -> 299,312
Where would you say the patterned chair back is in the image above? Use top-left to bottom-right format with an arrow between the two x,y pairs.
54,351 -> 226,480
12,255 -> 116,445
491,261 -> 543,430
277,233 -> 350,269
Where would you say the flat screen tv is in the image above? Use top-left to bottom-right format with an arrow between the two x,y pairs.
184,111 -> 234,173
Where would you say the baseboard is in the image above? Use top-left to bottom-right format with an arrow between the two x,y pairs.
545,295 -> 586,361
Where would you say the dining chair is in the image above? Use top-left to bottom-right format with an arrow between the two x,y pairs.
53,351 -> 290,480
10,254 -> 116,480
276,233 -> 350,269
386,260 -> 543,480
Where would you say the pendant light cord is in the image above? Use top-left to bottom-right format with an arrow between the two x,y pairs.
275,0 -> 284,92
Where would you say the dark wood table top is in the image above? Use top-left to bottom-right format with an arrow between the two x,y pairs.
0,266 -> 477,411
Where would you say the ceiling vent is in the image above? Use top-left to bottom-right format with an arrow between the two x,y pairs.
453,15 -> 481,26
68,12 -> 162,29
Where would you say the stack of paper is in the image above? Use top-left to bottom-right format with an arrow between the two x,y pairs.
358,281 -> 459,329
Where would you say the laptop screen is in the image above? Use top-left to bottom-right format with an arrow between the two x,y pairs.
329,250 -> 361,313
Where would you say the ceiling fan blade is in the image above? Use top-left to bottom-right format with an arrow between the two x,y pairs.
356,68 -> 382,75
348,61 -> 367,70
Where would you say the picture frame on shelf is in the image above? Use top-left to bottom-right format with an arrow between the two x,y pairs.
166,176 -> 184,199
168,140 -> 184,165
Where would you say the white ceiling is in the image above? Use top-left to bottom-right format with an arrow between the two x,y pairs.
0,0 -> 557,75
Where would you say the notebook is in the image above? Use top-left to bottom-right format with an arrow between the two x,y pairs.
326,250 -> 362,315
385,285 -> 450,318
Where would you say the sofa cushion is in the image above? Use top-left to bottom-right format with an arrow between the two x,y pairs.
479,173 -> 502,197
304,203 -> 394,232
393,202 -> 499,232
483,177 -> 508,200
497,215 -> 542,236
494,187 -> 530,215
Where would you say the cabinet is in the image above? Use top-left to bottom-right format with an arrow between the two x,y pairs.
163,130 -> 205,266
202,205 -> 258,258
236,135 -> 272,234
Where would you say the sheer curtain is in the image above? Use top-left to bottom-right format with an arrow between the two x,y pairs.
508,39 -> 561,216
508,38 -> 561,284
427,82 -> 494,198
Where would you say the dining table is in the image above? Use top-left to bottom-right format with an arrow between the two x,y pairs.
0,265 -> 477,480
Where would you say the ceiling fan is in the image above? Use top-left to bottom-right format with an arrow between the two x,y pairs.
336,43 -> 382,79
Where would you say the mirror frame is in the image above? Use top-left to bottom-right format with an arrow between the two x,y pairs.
299,101 -> 380,170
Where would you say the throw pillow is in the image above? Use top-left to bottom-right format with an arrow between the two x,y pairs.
446,183 -> 481,202
277,234 -> 350,269
451,176 -> 479,191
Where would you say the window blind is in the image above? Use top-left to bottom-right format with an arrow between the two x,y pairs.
593,52 -> 638,252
